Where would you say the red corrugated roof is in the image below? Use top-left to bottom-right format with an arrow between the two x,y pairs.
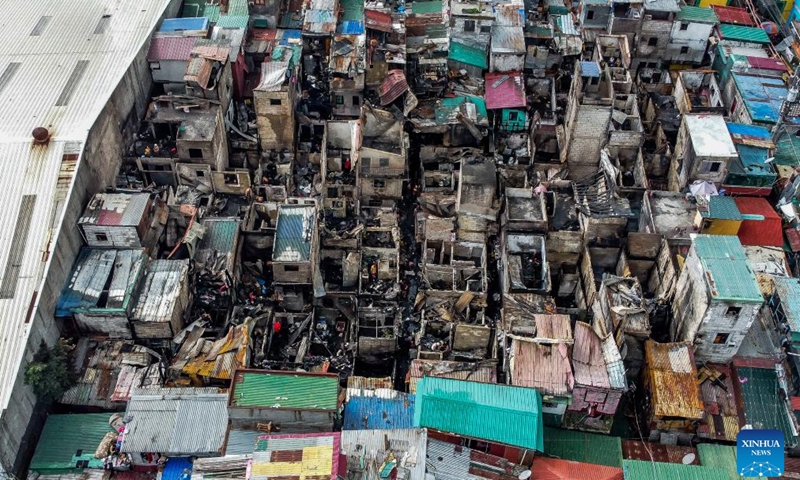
746,55 -> 788,72
379,70 -> 408,105
365,9 -> 393,32
147,36 -> 198,61
791,396 -> 800,411
734,197 -> 783,247
711,5 -> 755,26
787,228 -> 800,252
484,72 -> 526,110
534,457 -> 624,480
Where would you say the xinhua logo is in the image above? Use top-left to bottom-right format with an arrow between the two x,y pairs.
737,429 -> 785,477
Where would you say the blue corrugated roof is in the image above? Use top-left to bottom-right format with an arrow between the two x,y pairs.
726,122 -> 772,140
343,394 -> 416,430
273,205 -> 315,262
160,17 -> 209,32
337,20 -> 365,34
278,29 -> 303,45
580,61 -> 601,77
414,377 -> 544,451
162,457 -> 193,480
733,73 -> 794,125
693,235 -> 762,302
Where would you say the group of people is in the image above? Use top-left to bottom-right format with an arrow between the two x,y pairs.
142,142 -> 178,158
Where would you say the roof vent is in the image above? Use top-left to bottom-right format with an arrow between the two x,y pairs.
32,127 -> 50,144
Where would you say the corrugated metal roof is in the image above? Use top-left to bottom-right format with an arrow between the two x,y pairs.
773,277 -> 800,332
645,341 -> 704,420
272,205 -> 315,262
622,460 -> 730,480
29,414 -> 114,473
572,322 -> 613,389
56,248 -> 146,316
225,428 -> 262,455
365,9 -> 393,32
449,41 -> 488,69
412,1 -> 443,14
676,6 -> 719,23
340,429 -> 427,479
733,72 -> 791,124
426,439 -> 530,480
121,388 -> 229,455
408,359 -> 497,393
734,197 -> 783,247
484,72 -> 526,110
696,444 -> 738,480
0,0 -> 174,413
346,375 -> 394,400
697,364 -> 740,442
712,5 -> 755,26
379,69 -> 409,105
736,366 -> 797,446
435,96 -> 489,125
303,0 -> 339,35
542,427 -> 623,467
250,432 -> 340,480
719,24 -> 771,44
343,392 -> 415,429
643,0 -> 681,13
413,377 -> 544,451
130,259 -> 189,324
78,192 -> 151,227
162,457 -> 193,480
229,370 -> 340,411
215,15 -> 249,29
148,36 -> 198,61
622,440 -> 699,465
700,195 -> 742,221
490,26 -> 525,53
692,235 -> 763,302
510,339 -> 573,396
579,61 -> 601,77
534,457 -> 624,480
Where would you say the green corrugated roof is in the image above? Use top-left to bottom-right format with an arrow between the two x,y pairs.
230,371 -> 340,410
719,24 -> 771,44
30,414 -> 114,474
693,235 -> 762,302
412,1 -> 443,14
543,427 -> 623,467
203,4 -> 221,23
228,0 -> 250,16
216,15 -> 249,29
737,366 -> 798,446
697,444 -> 738,480
435,96 -> 488,125
775,130 -> 800,166
199,219 -> 239,253
339,0 -> 365,21
677,5 -> 719,23
623,460 -> 730,480
448,41 -> 488,69
414,377 -> 544,451
700,195 -> 743,221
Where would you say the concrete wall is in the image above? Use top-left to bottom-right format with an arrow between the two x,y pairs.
0,1 -> 181,474
151,59 -> 189,84
451,17 -> 493,45
566,105 -> 612,179
694,302 -> 761,363
636,20 -> 673,57
665,22 -> 712,64
490,53 -> 525,73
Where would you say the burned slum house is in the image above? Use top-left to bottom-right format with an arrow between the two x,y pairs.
321,119 -> 361,247
330,35 -> 367,117
359,106 -> 408,206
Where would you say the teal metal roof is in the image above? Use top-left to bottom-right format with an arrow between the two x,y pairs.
199,219 -> 240,253
273,205 -> 315,263
215,15 -> 249,29
30,414 -> 114,474
692,235 -> 762,302
413,377 -> 544,451
435,96 -> 488,125
697,444 -> 738,480
228,0 -> 250,16
700,195 -> 743,220
772,277 -> 800,332
543,427 -> 623,467
412,1 -> 443,14
775,130 -> 800,166
449,41 -> 488,69
719,24 -> 771,44
202,5 -> 221,23
736,366 -> 797,446
677,5 -> 719,23
623,460 -> 730,480
230,371 -> 340,411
